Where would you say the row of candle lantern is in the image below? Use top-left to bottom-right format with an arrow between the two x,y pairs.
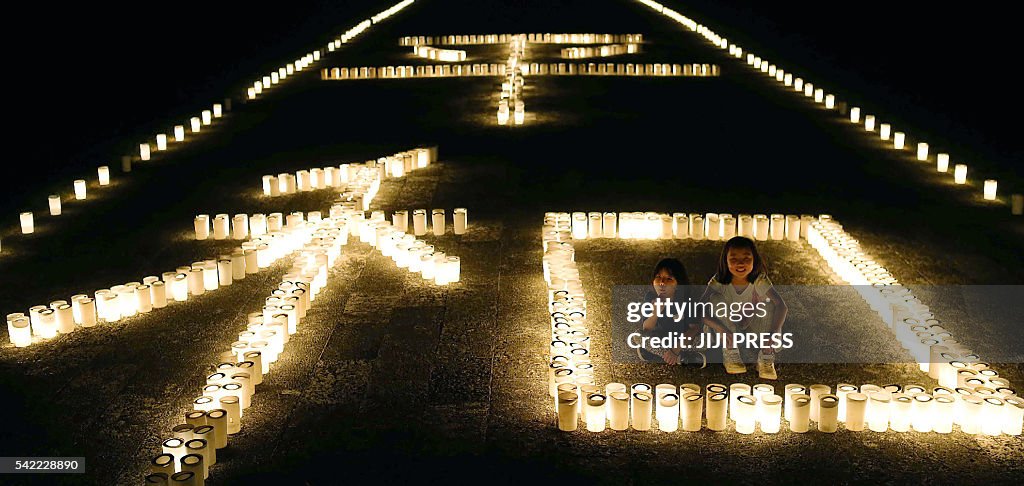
554,381 -> 1022,435
322,62 -> 718,81
560,43 -> 640,59
145,213 -> 350,484
399,33 -> 643,46
634,0 -> 1018,213
561,210 -> 815,241
10,103 -> 227,242
5,211 -> 333,348
412,45 -> 467,62
805,218 -> 1007,391
390,208 -> 469,236
260,147 -> 434,197
349,208 -> 462,285
247,0 -> 417,101
498,37 -> 527,126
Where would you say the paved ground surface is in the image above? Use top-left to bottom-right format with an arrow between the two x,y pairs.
0,0 -> 1022,484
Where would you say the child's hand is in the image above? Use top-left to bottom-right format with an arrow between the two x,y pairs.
662,350 -> 680,365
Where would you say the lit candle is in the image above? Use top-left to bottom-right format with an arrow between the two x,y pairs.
865,115 -> 876,132
20,212 -> 33,234
432,209 -> 445,236
850,107 -> 861,123
98,166 -> 110,185
879,123 -> 891,141
809,384 -> 831,422
48,195 -> 61,216
867,391 -> 890,432
607,391 -> 629,430
734,395 -> 757,434
937,153 -> 949,172
893,132 -> 905,150
729,383 -> 752,420
202,110 -> 212,125
916,142 -> 928,161
836,383 -> 857,422
156,134 -> 168,151
213,104 -> 223,118
413,209 -> 427,236
1003,396 -> 1023,435
656,393 -> 679,432
194,215 -> 210,240
984,180 -> 997,200
954,164 -> 967,184
74,179 -> 87,200
825,94 -> 835,109
760,394 -> 782,433
706,392 -> 727,431
174,125 -> 185,142
140,143 -> 151,161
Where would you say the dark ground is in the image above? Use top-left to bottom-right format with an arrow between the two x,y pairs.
1,0 -> 1022,484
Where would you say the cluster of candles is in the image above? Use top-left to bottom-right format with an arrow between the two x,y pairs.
10,103 -> 227,246
560,210 -> 813,241
412,45 -> 467,62
144,213 -> 349,485
261,147 -> 434,198
390,208 -> 469,236
322,62 -> 717,81
498,37 -> 527,125
5,212 -> 320,348
348,208 -> 462,285
248,0 -> 417,100
634,0 -> 1018,213
399,33 -> 643,46
560,43 -> 640,59
553,380 -> 1022,435
542,211 -> 1021,436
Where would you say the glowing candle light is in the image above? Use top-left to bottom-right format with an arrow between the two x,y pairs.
760,394 -> 782,433
729,383 -> 752,420
893,132 -> 905,150
825,94 -> 835,109
850,107 -> 861,123
867,391 -> 890,432
865,115 -> 876,132
213,104 -> 223,118
982,397 -> 1005,436
911,394 -> 934,432
98,166 -> 110,185
20,212 -> 33,234
190,117 -> 201,133
681,392 -> 703,432
734,395 -> 757,434
156,134 -> 168,151
453,208 -> 468,235
954,164 -> 967,184
194,215 -> 210,240
7,315 -> 31,347
48,195 -> 61,216
814,88 -> 823,103
432,209 -> 445,236
836,383 -> 857,422
936,153 -> 950,172
879,123 -> 891,141
201,110 -> 212,125
1003,396 -> 1024,435
607,391 -> 630,430
656,393 -> 679,432
73,179 -> 87,200
888,393 -> 912,432
413,209 -> 427,236
139,143 -> 151,161
984,180 -> 998,200
917,143 -> 929,161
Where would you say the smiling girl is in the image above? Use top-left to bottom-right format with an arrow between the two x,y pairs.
702,236 -> 788,379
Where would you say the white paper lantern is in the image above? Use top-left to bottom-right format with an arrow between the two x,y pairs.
194,215 -> 210,240
916,142 -> 929,161
817,394 -> 839,432
809,384 -> 831,422
156,134 -> 168,151
850,107 -> 861,123
631,391 -> 653,430
20,212 -> 33,234
936,153 -> 950,172
98,166 -> 110,185
893,132 -> 905,150
864,115 -> 876,132
139,143 -> 151,161
879,123 -> 891,141
432,209 -> 445,236
734,395 -> 757,434
48,195 -> 61,216
174,125 -> 185,142
984,180 -> 997,200
954,164 -> 967,184
201,110 -> 212,125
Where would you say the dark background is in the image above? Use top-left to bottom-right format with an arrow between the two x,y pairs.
5,0 -> 1020,212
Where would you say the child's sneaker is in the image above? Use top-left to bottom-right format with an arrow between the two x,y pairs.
680,351 -> 707,369
722,348 -> 746,374
757,351 -> 777,380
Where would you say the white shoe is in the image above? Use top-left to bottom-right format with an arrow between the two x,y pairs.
757,351 -> 777,380
723,348 -> 746,374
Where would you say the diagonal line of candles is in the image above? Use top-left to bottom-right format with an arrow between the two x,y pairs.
3,148 -> 430,349
498,36 -> 527,125
2,0 -> 419,259
560,43 -> 640,59
400,33 -> 644,46
413,45 -> 468,62
543,211 -> 1021,436
634,0 -> 1021,215
321,62 -> 717,80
